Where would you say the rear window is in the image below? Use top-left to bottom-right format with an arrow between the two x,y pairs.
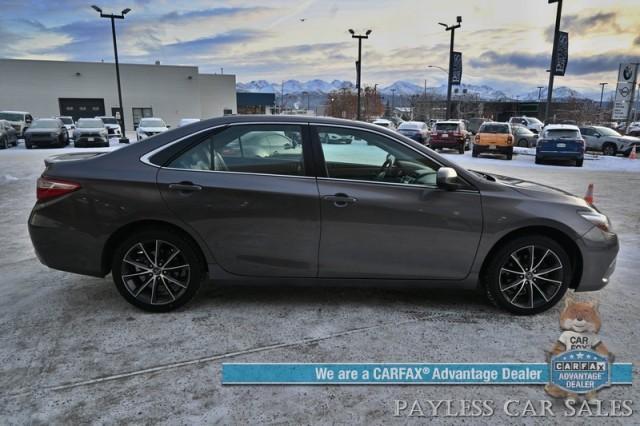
435,123 -> 459,131
544,129 -> 580,139
479,124 -> 509,134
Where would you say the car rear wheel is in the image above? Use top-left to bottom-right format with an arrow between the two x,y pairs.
602,143 -> 617,156
575,159 -> 583,167
458,143 -> 465,154
472,146 -> 478,157
485,236 -> 571,315
518,139 -> 528,147
112,229 -> 203,312
1,137 -> 7,149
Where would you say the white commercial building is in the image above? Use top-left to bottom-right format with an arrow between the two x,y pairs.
0,58 -> 237,130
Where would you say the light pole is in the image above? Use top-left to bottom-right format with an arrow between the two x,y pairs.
537,86 -> 545,102
438,16 -> 462,120
91,5 -> 131,143
544,0 -> 563,123
599,82 -> 608,110
349,29 -> 371,121
391,88 -> 396,113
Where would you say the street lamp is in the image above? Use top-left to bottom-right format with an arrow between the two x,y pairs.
438,16 -> 462,120
427,65 -> 448,74
91,5 -> 131,143
544,0 -> 563,123
349,29 -> 372,121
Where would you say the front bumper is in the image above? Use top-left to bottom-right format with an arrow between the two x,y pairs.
574,226 -> 619,292
75,136 -> 108,147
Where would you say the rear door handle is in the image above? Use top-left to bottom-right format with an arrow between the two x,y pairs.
168,182 -> 202,192
323,193 -> 357,207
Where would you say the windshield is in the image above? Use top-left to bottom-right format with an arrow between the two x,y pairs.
515,127 -> 533,135
99,117 -> 118,124
594,127 -> 621,137
140,119 -> 166,127
435,123 -> 459,131
544,129 -> 580,139
30,119 -> 59,129
527,117 -> 542,124
78,119 -> 104,128
58,117 -> 73,124
0,112 -> 24,121
479,123 -> 509,134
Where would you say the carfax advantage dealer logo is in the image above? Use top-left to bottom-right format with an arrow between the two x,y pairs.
550,350 -> 610,394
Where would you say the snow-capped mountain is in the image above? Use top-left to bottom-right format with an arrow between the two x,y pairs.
236,79 -> 592,101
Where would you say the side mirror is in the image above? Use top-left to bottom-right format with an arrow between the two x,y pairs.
436,167 -> 459,191
595,133 -> 600,138
166,125 -> 171,128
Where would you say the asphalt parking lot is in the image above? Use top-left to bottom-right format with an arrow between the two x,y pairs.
1,140 -> 639,424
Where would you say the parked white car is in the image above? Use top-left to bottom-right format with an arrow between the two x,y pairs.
509,116 -> 544,134
136,117 -> 169,141
95,116 -> 122,138
0,110 -> 33,137
179,118 -> 201,127
372,118 -> 396,130
55,116 -> 76,138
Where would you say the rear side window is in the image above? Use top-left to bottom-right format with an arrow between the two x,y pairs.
167,124 -> 305,176
479,124 -> 509,134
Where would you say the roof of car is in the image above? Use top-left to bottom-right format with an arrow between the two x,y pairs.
544,124 -> 579,130
436,121 -> 463,124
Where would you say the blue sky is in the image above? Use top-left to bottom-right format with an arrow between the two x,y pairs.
1,0 -> 639,95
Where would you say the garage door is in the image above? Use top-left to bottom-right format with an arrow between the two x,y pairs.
59,98 -> 106,121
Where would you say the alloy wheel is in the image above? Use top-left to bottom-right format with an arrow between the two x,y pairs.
603,144 -> 616,156
498,245 -> 564,310
120,239 -> 191,306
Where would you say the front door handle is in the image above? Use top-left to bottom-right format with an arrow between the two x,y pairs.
168,182 -> 202,192
323,193 -> 357,207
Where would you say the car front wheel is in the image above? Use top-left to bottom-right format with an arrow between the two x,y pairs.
112,229 -> 203,312
484,235 -> 571,315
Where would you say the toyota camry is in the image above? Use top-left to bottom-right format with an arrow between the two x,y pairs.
28,116 -> 618,314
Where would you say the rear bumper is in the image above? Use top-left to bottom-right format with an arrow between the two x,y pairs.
430,138 -> 465,148
574,227 -> 619,292
473,144 -> 512,154
536,150 -> 583,160
28,206 -> 106,277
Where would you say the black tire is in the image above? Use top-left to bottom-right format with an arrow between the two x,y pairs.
0,137 -> 7,149
484,235 -> 571,315
26,142 -> 32,149
506,152 -> 513,160
575,159 -> 583,167
458,143 -> 465,154
112,228 -> 204,312
472,147 -> 478,157
518,139 -> 528,147
535,156 -> 542,164
602,143 -> 616,156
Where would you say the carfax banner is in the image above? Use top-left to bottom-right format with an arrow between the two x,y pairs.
223,361 -> 632,385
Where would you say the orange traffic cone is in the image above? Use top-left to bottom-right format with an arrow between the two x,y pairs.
630,145 -> 637,160
584,183 -> 594,205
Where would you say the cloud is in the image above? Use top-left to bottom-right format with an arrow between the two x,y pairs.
156,6 -> 274,23
154,30 -> 270,56
470,50 -> 637,76
544,11 -> 622,42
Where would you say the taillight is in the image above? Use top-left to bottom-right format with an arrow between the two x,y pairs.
475,135 -> 480,143
431,131 -> 437,136
37,177 -> 80,201
453,131 -> 461,137
507,135 -> 513,144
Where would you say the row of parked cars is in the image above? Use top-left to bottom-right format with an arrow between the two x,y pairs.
369,115 -> 640,167
0,110 -> 202,149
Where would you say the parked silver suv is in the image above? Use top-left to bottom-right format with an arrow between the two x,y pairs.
0,110 -> 33,137
579,125 -> 640,157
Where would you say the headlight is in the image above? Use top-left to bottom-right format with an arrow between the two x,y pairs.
51,132 -> 58,137
100,130 -> 108,136
578,210 -> 610,232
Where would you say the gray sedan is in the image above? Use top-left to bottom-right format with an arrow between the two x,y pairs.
580,125 -> 640,156
512,125 -> 538,148
28,116 -> 618,315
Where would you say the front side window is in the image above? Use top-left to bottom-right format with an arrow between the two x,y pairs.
316,126 -> 440,186
168,125 -> 305,176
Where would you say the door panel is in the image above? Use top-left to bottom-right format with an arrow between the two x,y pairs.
313,125 -> 482,279
317,180 -> 482,279
157,124 -> 320,277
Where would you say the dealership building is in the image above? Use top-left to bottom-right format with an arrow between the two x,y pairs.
0,58 -> 237,130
